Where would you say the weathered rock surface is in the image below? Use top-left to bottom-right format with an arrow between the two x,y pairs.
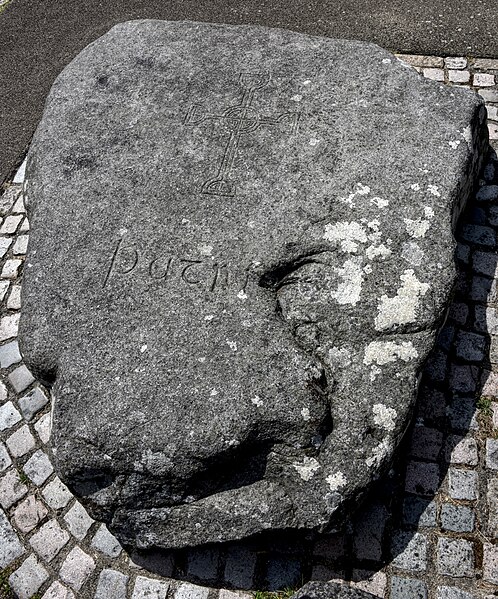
290,582 -> 378,599
19,20 -> 487,550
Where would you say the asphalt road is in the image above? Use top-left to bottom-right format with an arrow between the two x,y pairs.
1,0 -> 498,186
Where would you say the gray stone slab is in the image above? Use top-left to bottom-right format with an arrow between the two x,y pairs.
290,581 -> 378,598
19,20 -> 487,549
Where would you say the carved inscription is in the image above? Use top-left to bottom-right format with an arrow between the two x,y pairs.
184,72 -> 301,197
103,239 -> 254,295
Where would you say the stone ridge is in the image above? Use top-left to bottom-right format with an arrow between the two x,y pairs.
18,20 -> 488,552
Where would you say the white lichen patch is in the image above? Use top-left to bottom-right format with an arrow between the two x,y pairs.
462,125 -> 473,148
366,243 -> 392,260
291,94 -> 303,102
372,403 -> 397,431
198,243 -> 213,256
366,438 -> 393,468
338,183 -> 371,207
251,395 -> 263,407
237,290 -> 248,301
375,269 -> 430,330
410,183 -> 421,191
326,471 -> 347,491
370,196 -> 389,208
449,140 -> 461,149
369,365 -> 382,381
330,257 -> 364,306
309,138 -> 320,146
301,407 -> 311,421
424,206 -> 435,218
293,457 -> 321,481
428,184 -> 441,197
363,340 -> 419,366
140,344 -> 147,353
404,218 -> 431,239
328,346 -> 352,367
226,340 -> 238,352
401,242 -> 424,266
323,221 -> 367,253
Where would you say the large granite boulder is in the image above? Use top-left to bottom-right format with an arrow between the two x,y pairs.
19,20 -> 487,550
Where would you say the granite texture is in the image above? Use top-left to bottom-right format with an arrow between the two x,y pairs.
19,20 -> 487,549
290,581 -> 379,598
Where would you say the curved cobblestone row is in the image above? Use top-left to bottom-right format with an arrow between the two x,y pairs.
1,54 -> 498,599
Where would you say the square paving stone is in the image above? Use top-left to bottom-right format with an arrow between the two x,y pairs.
437,587 -> 474,598
437,537 -> 474,577
6,424 -> 36,457
41,581 -> 76,598
91,524 -> 122,557
132,575 -> 170,599
391,576 -> 427,598
391,531 -> 427,572
42,477 -> 73,509
0,507 -> 24,568
440,503 -> 475,532
18,386 -> 49,421
29,518 -> 70,562
0,340 -> 21,368
0,469 -> 27,508
402,497 -> 437,528
173,582 -> 208,599
0,442 -> 12,472
483,543 -> 498,584
486,438 -> 498,469
13,494 -> 48,533
8,554 -> 49,599
23,449 -> 53,485
59,546 -> 96,591
448,468 -> 478,500
7,364 -> 35,393
0,401 -> 22,431
405,462 -> 440,496
63,500 -> 94,540
95,569 -> 129,599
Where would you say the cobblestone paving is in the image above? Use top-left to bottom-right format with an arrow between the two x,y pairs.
1,55 -> 498,599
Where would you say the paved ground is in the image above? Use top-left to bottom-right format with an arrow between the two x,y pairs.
1,0 -> 498,186
0,54 -> 498,599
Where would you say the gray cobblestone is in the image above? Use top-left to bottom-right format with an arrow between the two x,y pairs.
132,575 -> 170,598
437,538 -> 474,577
391,576 -> 427,598
436,587 -> 474,599
483,543 -> 498,584
34,412 -> 51,443
1,258 -> 22,279
224,548 -> 257,588
455,331 -> 487,362
95,568 -> 129,598
486,475 -> 498,536
0,339 -> 22,368
0,441 -> 12,471
13,494 -> 48,533
42,476 -> 72,509
29,518 -> 70,562
448,468 -> 479,500
0,507 -> 24,568
353,504 -> 388,561
0,214 -> 23,234
12,234 -> 28,255
63,500 -> 94,540
474,72 -> 495,86
402,497 -> 437,528
8,363 -> 34,393
461,224 -> 496,246
6,424 -> 36,457
0,312 -> 19,341
174,582 -> 209,599
486,438 -> 498,469
405,462 -> 440,496
445,57 -> 467,69
391,532 -> 427,572
7,285 -> 21,310
18,386 -> 49,421
423,67 -> 444,81
409,426 -> 443,460
450,364 -> 478,394
440,503 -> 475,532
479,88 -> 498,102
23,449 -> 53,485
0,401 -> 22,431
0,469 -> 27,508
91,523 -> 122,557
41,581 -> 76,599
476,184 -> 498,201
445,435 -> 479,466
59,546 -> 96,591
9,554 -> 49,599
